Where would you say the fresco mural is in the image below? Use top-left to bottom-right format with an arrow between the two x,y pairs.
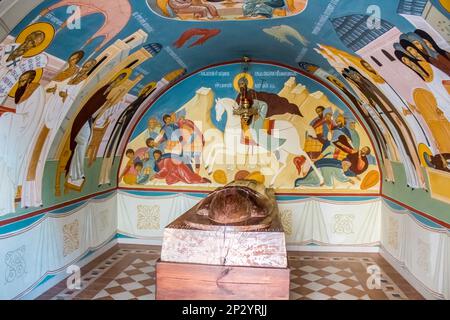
0,1 -> 187,216
300,2 -> 449,204
148,0 -> 308,20
0,0 -> 448,219
120,63 -> 381,193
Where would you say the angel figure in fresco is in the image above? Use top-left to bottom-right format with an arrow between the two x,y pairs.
0,70 -> 45,215
0,23 -> 54,103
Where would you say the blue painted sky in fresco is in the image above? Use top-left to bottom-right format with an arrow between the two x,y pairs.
10,0 -> 449,96
130,63 -> 358,140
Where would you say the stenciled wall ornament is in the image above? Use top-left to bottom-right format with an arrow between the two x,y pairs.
63,219 -> 80,257
279,208 -> 293,236
4,246 -> 27,284
333,214 -> 355,234
137,204 -> 161,230
416,238 -> 431,275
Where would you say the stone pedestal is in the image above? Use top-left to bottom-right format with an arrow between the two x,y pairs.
161,212 -> 287,268
156,194 -> 289,299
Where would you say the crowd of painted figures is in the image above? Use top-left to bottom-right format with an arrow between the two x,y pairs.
0,0 -> 448,215
0,27 -> 99,213
294,106 -> 374,188
0,21 -> 164,215
303,28 -> 449,191
120,113 -> 209,186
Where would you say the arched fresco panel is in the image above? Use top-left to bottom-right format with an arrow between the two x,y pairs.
119,63 -> 381,194
0,0 -> 447,220
301,4 -> 450,205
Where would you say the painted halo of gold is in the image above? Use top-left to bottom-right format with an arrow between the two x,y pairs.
213,169 -> 228,185
15,22 -> 55,58
418,143 -> 433,167
233,72 -> 254,92
139,81 -> 157,96
439,0 -> 450,12
111,68 -> 133,85
8,68 -> 43,97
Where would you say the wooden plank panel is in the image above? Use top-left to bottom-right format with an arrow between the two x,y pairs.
156,260 -> 290,300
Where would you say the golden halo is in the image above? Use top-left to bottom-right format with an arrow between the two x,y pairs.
213,169 -> 227,185
233,72 -> 254,92
110,68 -> 132,85
245,171 -> 265,184
15,22 -> 55,58
439,0 -> 450,12
139,81 -> 157,96
418,143 -> 433,167
8,68 -> 43,97
360,170 -> 380,190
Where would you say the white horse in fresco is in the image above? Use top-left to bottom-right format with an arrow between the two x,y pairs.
204,97 -> 323,186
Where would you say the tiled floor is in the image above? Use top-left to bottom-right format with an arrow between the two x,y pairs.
38,244 -> 423,300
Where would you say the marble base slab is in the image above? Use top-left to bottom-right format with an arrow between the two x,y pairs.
161,212 -> 287,268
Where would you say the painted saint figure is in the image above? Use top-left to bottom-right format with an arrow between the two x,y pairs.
154,113 -> 182,154
344,67 -> 425,189
243,0 -> 286,18
395,41 -> 450,120
21,59 -> 96,208
65,71 -> 129,184
151,150 -> 210,185
304,106 -> 332,158
168,0 -> 219,19
0,70 -> 45,214
98,83 -> 156,186
0,23 -> 54,103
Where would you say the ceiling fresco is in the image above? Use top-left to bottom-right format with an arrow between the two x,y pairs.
0,0 -> 448,217
147,0 -> 308,20
120,62 -> 381,193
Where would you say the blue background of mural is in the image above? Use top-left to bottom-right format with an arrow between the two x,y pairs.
10,0 -> 448,96
130,63 -> 358,139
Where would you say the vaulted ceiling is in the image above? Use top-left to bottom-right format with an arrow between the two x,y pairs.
0,0 -> 449,220
4,0 -> 447,97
